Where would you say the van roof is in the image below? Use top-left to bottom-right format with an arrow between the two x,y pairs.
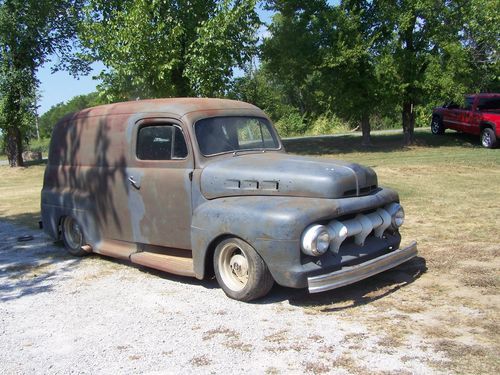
63,98 -> 260,121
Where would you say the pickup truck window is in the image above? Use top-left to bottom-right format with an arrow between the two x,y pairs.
477,97 -> 500,112
137,125 -> 188,160
195,116 -> 280,156
464,97 -> 474,110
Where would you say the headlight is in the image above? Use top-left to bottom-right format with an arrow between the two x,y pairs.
301,224 -> 331,256
385,203 -> 405,229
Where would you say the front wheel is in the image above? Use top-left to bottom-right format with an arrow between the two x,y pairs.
214,238 -> 274,302
61,216 -> 89,257
481,128 -> 498,148
431,116 -> 444,135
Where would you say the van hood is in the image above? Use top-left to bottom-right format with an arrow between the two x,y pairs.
200,153 -> 378,200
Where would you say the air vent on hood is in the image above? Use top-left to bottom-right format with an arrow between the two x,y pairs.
343,185 -> 378,197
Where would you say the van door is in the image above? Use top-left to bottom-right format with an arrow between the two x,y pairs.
126,120 -> 194,250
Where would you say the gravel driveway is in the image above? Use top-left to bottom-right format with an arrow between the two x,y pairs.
1,220 -> 444,374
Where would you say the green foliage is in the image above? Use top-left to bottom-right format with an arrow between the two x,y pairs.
307,114 -> 352,136
38,92 -> 104,138
260,0 -> 499,143
262,1 -> 330,116
228,65 -> 290,122
0,0 -> 83,166
79,0 -> 259,100
274,107 -> 307,137
26,137 -> 50,154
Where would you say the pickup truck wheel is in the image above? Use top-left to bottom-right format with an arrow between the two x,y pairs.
61,216 -> 89,257
481,128 -> 498,148
214,238 -> 274,302
431,116 -> 444,135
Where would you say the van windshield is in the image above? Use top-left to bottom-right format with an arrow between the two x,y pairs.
195,116 -> 280,156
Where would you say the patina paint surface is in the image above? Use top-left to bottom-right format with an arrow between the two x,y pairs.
200,153 -> 378,200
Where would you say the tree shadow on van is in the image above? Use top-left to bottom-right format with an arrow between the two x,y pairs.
47,113 -> 130,243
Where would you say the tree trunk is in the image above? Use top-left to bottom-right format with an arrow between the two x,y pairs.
172,65 -> 191,97
5,90 -> 25,167
402,101 -> 415,145
361,113 -> 372,146
6,126 -> 24,167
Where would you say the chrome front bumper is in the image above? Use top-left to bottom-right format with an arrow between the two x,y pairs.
307,241 -> 418,293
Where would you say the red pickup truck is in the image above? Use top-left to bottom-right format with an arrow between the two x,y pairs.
431,93 -> 500,148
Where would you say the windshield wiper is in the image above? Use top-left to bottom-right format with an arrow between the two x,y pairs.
232,149 -> 267,157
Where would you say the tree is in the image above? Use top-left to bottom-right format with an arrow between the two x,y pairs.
261,0 -> 330,117
38,92 -> 104,138
79,0 -> 260,100
262,1 -> 383,144
0,0 -> 83,166
321,0 -> 381,146
228,62 -> 289,120
372,0 -> 499,145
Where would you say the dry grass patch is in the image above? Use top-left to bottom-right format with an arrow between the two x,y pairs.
4,262 -> 56,279
303,360 -> 331,374
433,340 -> 499,374
201,325 -> 254,352
264,329 -> 289,344
202,326 -> 239,341
0,165 -> 45,229
190,354 -> 212,367
265,367 -> 281,374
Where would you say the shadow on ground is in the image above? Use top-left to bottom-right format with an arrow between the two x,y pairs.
0,230 -> 82,302
283,130 -> 482,155
254,256 -> 427,309
0,212 -> 42,230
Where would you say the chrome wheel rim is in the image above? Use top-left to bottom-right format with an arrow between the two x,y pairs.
482,131 -> 491,147
431,119 -> 439,133
218,243 -> 249,291
63,217 -> 83,250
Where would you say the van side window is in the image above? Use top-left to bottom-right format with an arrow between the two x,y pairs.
173,126 -> 188,158
137,125 -> 188,160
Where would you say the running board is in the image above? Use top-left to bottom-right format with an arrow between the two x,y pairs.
130,251 -> 195,277
95,239 -> 137,260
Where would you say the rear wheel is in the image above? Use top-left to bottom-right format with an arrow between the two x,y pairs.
61,216 -> 89,257
214,238 -> 274,302
431,116 -> 444,135
481,128 -> 498,148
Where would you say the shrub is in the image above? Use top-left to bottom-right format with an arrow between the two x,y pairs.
306,114 -> 352,135
27,138 -> 50,156
274,107 -> 308,137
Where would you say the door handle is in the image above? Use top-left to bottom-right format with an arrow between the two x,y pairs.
128,176 -> 141,189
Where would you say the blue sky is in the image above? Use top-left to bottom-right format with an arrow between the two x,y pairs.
37,61 -> 105,115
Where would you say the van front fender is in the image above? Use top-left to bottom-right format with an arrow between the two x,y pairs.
190,189 -> 398,285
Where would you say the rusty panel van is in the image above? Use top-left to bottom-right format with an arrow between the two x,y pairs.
41,98 -> 417,301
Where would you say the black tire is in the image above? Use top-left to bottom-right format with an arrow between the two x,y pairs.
481,127 -> 498,148
214,237 -> 274,302
431,116 -> 444,135
61,216 -> 89,257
